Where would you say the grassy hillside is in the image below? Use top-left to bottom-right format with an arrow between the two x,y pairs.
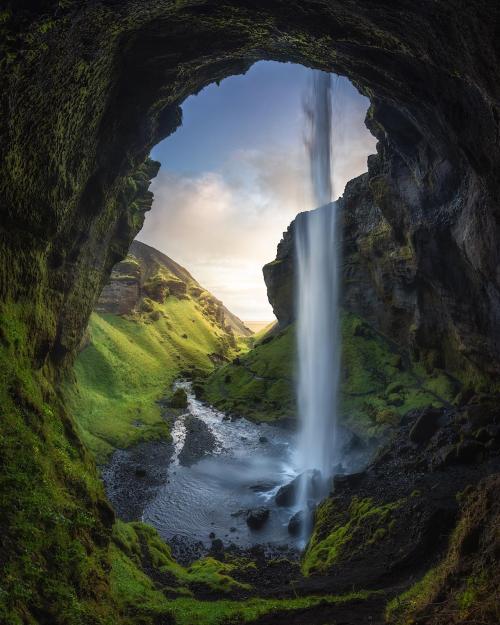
202,311 -> 458,438
67,243 -> 249,463
202,325 -> 295,422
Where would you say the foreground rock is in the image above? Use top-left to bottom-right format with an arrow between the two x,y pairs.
296,396 -> 500,625
178,415 -> 217,467
245,508 -> 270,530
275,470 -> 322,507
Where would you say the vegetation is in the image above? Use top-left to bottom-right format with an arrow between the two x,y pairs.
340,312 -> 457,438
202,311 -> 457,436
202,325 -> 294,422
67,298 -> 245,463
302,495 -> 405,576
385,475 -> 500,625
0,302 -> 119,624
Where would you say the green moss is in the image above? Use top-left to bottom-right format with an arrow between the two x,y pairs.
302,496 -> 405,576
340,311 -> 457,439
203,311 -> 456,435
166,590 -> 379,625
202,325 -> 295,422
0,302 -> 119,624
385,478 -> 499,624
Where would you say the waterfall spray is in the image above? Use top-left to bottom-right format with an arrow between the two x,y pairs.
295,71 -> 341,540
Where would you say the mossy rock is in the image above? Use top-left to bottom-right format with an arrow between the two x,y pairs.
170,388 -> 188,409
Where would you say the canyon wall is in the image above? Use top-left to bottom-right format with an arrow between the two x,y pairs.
264,136 -> 500,388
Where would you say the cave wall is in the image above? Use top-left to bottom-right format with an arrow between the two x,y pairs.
1,0 -> 500,378
264,135 -> 500,386
1,2 -> 500,622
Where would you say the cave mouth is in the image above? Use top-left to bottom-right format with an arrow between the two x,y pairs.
139,60 -> 376,326
91,60 -> 377,557
3,5 -> 500,624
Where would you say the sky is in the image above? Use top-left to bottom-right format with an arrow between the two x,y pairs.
138,61 -> 376,321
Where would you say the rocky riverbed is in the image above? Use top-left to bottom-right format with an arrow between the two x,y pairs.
103,381 -> 307,561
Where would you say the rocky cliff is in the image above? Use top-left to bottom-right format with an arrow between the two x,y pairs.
264,145 -> 499,390
96,239 -> 251,337
2,2 -> 500,624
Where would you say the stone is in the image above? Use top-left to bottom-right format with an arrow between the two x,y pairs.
455,440 -> 484,464
288,510 -> 306,536
275,470 -> 322,507
409,408 -> 443,445
333,471 -> 365,491
245,508 -> 270,530
259,436 -> 268,443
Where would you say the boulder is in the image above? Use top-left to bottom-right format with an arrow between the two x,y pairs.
275,470 -> 322,507
409,407 -> 443,444
333,471 -> 365,491
288,510 -> 306,536
245,507 -> 270,530
170,388 -> 188,409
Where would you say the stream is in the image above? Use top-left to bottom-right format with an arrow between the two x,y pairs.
103,381 -> 301,558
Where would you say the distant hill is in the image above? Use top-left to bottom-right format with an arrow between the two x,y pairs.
68,240 -> 251,462
97,239 -> 252,337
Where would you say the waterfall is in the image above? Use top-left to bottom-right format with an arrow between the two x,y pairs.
295,71 -> 341,539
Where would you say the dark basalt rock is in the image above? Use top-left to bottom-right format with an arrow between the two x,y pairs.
409,407 -> 444,445
333,471 -> 365,492
287,510 -> 306,536
275,470 -> 322,507
245,507 -> 270,530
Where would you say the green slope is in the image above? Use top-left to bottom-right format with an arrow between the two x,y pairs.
202,311 -> 458,438
66,244 -> 249,463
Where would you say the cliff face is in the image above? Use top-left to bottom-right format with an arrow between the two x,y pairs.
1,2 -> 500,379
96,240 -> 251,336
1,2 -> 500,623
264,143 -> 499,388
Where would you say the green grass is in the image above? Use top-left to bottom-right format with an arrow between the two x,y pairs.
202,325 -> 295,422
67,294 -> 242,462
109,520 -> 380,624
202,311 -> 457,433
166,591 -> 379,625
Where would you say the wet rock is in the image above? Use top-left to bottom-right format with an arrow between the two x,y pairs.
259,436 -> 268,443
333,471 -> 365,491
178,415 -> 216,467
455,440 -> 484,464
209,538 -> 224,561
409,407 -> 443,444
275,470 -> 322,507
431,444 -> 457,470
249,482 -> 276,493
134,467 -> 147,478
208,531 -> 215,539
245,507 -> 270,530
288,510 -> 306,536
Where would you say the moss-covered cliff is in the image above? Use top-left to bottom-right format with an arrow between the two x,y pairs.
2,2 -> 500,623
202,313 -> 456,442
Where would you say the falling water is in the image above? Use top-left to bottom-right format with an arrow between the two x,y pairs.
295,71 -> 341,538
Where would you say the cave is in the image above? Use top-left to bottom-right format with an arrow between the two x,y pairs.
1,3 -> 500,624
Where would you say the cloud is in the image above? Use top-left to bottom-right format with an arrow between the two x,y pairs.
138,107 -> 376,320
